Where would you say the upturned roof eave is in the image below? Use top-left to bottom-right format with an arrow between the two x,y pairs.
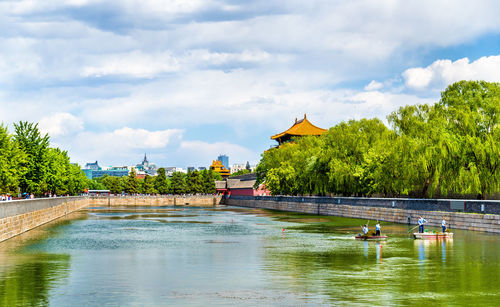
270,118 -> 327,140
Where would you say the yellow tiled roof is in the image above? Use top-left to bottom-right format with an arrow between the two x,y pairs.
271,114 -> 327,140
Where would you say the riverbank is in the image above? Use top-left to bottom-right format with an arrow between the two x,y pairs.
0,197 -> 88,242
88,195 -> 221,207
0,195 -> 222,243
226,196 -> 500,234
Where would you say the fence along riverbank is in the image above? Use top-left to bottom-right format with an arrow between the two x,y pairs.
226,195 -> 500,234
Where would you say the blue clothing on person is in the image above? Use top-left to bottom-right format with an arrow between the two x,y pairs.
418,217 -> 427,233
362,226 -> 369,235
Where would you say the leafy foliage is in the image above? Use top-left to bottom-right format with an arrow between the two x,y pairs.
256,81 -> 500,199
0,122 -> 90,196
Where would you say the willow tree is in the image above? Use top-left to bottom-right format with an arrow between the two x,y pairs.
322,118 -> 391,196
387,104 -> 454,197
437,81 -> 500,198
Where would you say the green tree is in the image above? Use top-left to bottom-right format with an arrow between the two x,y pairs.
437,81 -> 500,198
44,148 -> 70,195
141,175 -> 156,194
0,124 -> 27,194
230,169 -> 251,177
170,172 -> 187,194
124,168 -> 139,194
186,170 -> 203,194
101,175 -> 123,194
201,170 -> 216,194
87,178 -> 107,191
154,168 -> 169,194
13,121 -> 50,195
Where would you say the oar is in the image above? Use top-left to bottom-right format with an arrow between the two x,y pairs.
407,224 -> 419,233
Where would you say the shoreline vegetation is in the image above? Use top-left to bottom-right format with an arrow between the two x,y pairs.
1,80 -> 498,200
0,122 -> 220,197
255,81 -> 499,199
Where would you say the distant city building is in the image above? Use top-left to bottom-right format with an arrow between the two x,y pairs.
187,166 -> 196,172
88,169 -> 129,179
217,154 -> 229,170
164,167 -> 177,177
82,161 -> 129,179
198,167 -> 206,171
210,160 -> 231,178
176,168 -> 187,174
231,162 -> 256,173
85,161 -> 101,171
136,154 -> 158,176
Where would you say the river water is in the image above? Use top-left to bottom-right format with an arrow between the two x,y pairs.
0,205 -> 499,306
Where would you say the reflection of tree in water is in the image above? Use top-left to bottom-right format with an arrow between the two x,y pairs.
0,253 -> 70,306
262,235 -> 500,305
0,213 -> 80,307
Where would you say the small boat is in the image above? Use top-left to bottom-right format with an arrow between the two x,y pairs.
413,232 -> 453,240
355,235 -> 387,241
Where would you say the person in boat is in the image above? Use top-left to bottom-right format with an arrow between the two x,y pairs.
375,221 -> 381,236
441,217 -> 447,233
361,224 -> 369,236
418,216 -> 427,233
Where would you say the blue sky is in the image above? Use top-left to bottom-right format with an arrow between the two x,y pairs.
1,0 -> 500,168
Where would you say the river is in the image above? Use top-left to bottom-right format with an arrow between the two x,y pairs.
0,205 -> 498,306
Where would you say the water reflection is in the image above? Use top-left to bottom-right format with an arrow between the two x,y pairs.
0,254 -> 70,306
0,207 -> 498,306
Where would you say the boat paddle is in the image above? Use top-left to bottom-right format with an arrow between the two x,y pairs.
407,224 -> 419,233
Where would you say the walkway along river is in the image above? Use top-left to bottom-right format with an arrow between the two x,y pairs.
0,204 -> 499,306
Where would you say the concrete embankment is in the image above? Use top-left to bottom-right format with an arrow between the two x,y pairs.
0,195 -> 221,243
227,196 -> 500,234
0,197 -> 88,242
88,195 -> 222,207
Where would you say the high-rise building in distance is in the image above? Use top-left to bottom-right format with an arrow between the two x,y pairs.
217,154 -> 229,170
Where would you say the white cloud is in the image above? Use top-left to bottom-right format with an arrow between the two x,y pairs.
39,112 -> 84,137
112,127 -> 183,148
82,51 -> 180,77
364,80 -> 383,91
403,55 -> 500,90
3,0 -> 500,167
83,127 -> 183,150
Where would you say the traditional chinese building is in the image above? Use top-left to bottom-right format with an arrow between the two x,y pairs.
210,160 -> 231,178
271,114 -> 327,145
215,173 -> 270,196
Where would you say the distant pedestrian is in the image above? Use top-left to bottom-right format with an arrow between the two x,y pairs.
418,216 -> 427,233
375,221 -> 381,236
441,217 -> 447,233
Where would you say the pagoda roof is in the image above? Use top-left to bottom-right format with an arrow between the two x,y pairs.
271,114 -> 327,140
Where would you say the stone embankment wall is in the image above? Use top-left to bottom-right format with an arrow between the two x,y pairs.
227,196 -> 500,234
0,197 -> 88,242
89,195 -> 222,207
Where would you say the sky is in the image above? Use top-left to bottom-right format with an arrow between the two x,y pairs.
2,0 -> 500,168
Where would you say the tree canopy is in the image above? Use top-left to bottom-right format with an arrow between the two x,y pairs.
0,122 -> 88,196
256,81 -> 500,199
